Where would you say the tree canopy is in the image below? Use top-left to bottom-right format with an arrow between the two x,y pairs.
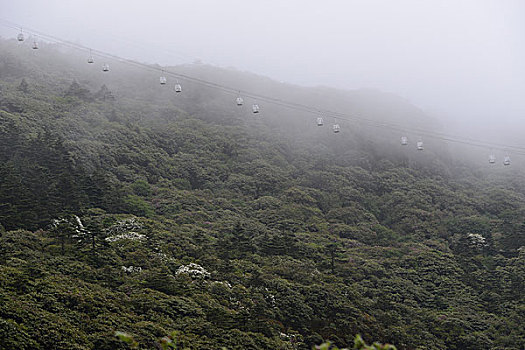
0,38 -> 524,350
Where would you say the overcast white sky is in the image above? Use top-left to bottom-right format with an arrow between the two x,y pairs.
1,0 -> 524,134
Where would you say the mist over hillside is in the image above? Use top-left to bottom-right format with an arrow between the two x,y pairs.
0,33 -> 524,350
3,36 -> 519,170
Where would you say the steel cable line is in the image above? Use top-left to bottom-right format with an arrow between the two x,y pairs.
2,18 -> 525,156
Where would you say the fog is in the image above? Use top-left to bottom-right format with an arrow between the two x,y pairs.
1,0 -> 525,145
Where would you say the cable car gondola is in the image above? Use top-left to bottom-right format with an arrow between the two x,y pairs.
236,97 -> 244,106
503,156 -> 511,166
174,83 -> 182,93
332,117 -> 340,133
32,41 -> 39,50
160,76 -> 167,85
87,49 -> 94,63
417,140 -> 424,150
17,29 -> 24,42
489,154 -> 496,164
252,104 -> 260,113
317,117 -> 324,126
102,64 -> 110,72
401,136 -> 408,145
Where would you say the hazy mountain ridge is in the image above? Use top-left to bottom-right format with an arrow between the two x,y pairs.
0,38 -> 524,349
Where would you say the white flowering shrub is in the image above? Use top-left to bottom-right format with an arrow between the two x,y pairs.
175,263 -> 210,279
52,215 -> 87,237
106,217 -> 143,235
105,218 -> 145,242
211,281 -> 232,288
466,233 -> 487,249
105,231 -> 146,242
121,266 -> 142,273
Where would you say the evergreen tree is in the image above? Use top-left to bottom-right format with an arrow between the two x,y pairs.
94,84 -> 115,101
79,214 -> 108,257
65,80 -> 92,101
17,78 -> 29,93
217,222 -> 256,259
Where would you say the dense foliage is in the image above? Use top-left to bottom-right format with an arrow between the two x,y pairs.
0,38 -> 524,349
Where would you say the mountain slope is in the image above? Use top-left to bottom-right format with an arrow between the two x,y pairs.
0,38 -> 524,349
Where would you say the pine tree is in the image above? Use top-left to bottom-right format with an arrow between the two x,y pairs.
0,163 -> 23,230
217,222 -> 256,259
17,78 -> 29,93
65,80 -> 92,101
81,215 -> 107,256
94,84 -> 115,101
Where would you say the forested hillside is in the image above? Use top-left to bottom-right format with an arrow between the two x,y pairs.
0,38 -> 524,349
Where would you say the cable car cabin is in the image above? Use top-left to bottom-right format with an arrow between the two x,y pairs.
87,56 -> 94,64
417,141 -> 424,150
174,84 -> 182,93
102,64 -> 110,72
317,117 -> 324,126
503,156 -> 511,166
236,97 -> 244,106
252,104 -> 260,113
160,76 -> 167,85
401,136 -> 408,145
489,155 -> 496,164
333,124 -> 340,133
17,33 -> 24,42
32,41 -> 39,50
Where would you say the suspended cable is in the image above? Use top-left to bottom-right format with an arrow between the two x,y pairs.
1,18 -> 524,157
